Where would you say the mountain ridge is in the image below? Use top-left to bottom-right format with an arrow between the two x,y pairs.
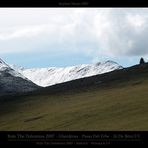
10,60 -> 123,87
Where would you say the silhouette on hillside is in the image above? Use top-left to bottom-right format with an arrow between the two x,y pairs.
140,57 -> 145,64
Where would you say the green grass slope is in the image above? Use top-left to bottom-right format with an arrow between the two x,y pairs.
0,63 -> 148,131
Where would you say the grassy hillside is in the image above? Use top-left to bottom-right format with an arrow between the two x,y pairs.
0,63 -> 148,130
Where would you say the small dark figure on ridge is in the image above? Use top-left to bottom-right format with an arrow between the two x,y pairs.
140,57 -> 145,64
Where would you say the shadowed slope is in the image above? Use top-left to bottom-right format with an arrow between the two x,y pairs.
0,63 -> 148,130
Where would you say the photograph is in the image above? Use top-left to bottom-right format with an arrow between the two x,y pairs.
0,5 -> 148,145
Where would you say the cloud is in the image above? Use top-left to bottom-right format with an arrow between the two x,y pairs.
93,8 -> 148,57
0,8 -> 148,58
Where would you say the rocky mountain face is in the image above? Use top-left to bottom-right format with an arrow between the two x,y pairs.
0,58 -> 40,96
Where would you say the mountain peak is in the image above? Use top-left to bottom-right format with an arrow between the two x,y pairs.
95,60 -> 122,69
0,58 -> 4,63
0,58 -> 10,71
0,58 -> 8,65
103,60 -> 118,64
0,58 -> 5,64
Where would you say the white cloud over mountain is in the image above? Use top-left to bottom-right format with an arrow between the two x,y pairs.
0,8 -> 148,57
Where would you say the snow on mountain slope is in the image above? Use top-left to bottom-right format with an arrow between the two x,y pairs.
11,61 -> 123,87
0,58 -> 40,96
0,58 -> 28,80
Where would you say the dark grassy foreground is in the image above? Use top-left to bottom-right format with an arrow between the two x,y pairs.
0,63 -> 148,130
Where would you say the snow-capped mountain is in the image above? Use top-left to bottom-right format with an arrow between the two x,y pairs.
11,61 -> 123,87
0,58 -> 28,80
0,58 -> 39,96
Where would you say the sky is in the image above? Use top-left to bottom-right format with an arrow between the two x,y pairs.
0,8 -> 148,68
